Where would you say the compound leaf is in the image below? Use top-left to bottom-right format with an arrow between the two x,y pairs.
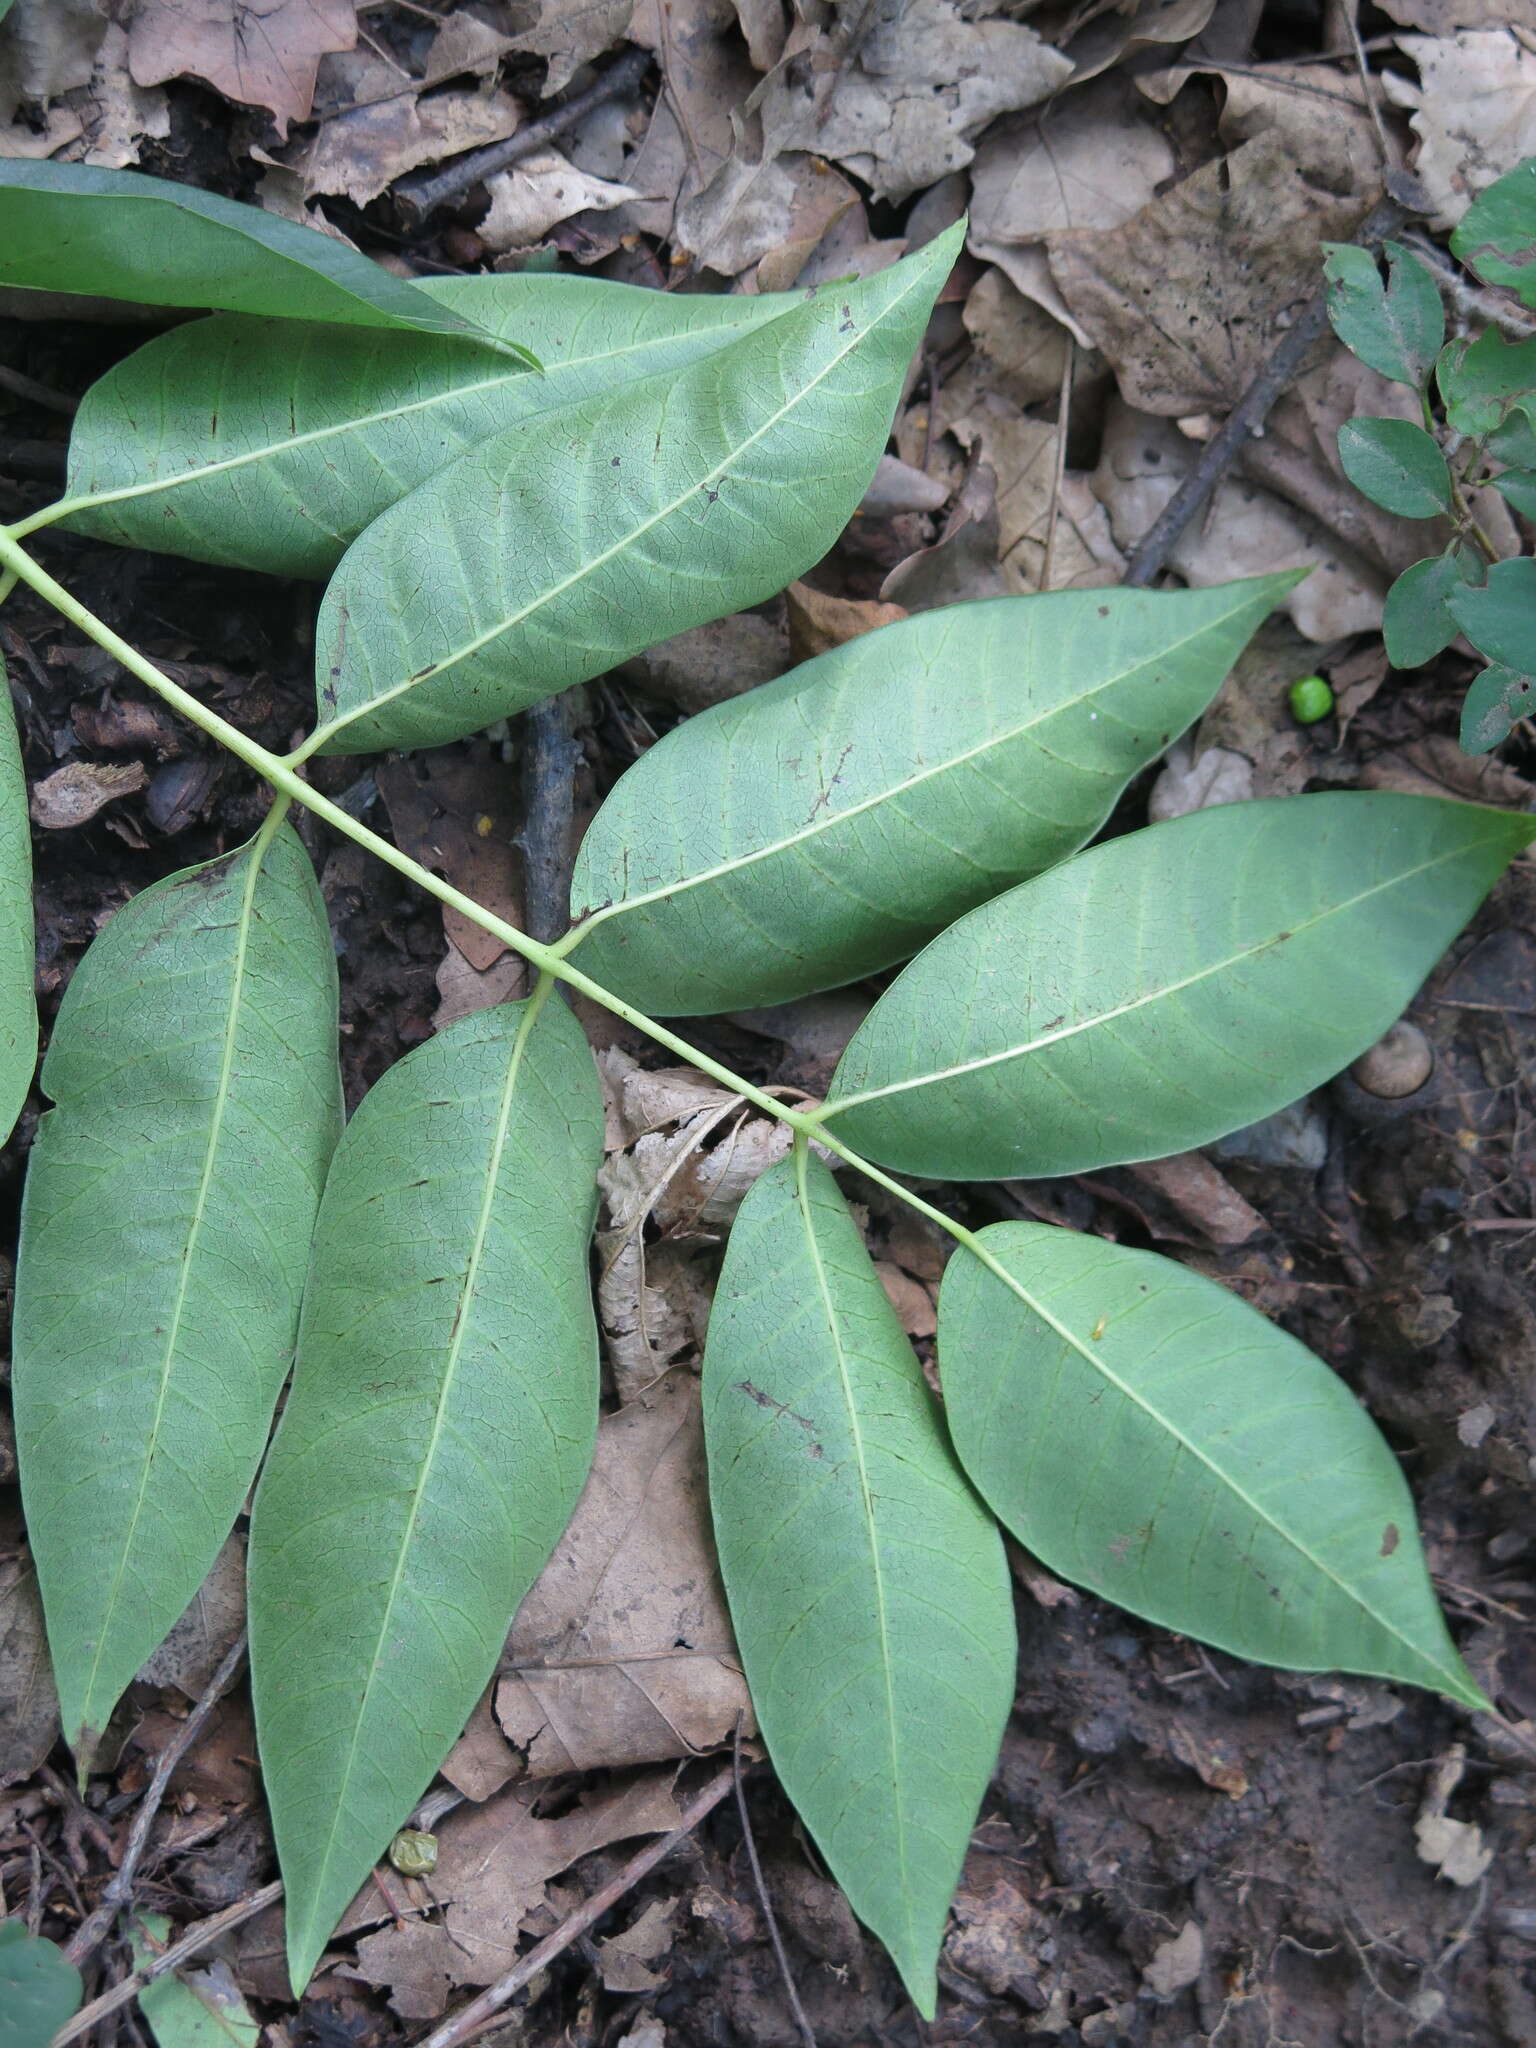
939,1224 -> 1486,1707
13,820 -> 341,1764
1451,156 -> 1536,308
1461,664 -> 1536,754
822,794 -> 1532,1180
309,223 -> 963,756
0,673 -> 36,1146
1323,240 -> 1443,388
249,993 -> 604,1996
704,1150 -> 1013,2018
1337,417 -> 1453,518
0,161 -> 501,342
1449,556 -> 1536,674
1382,547 -> 1480,669
0,1921 -> 81,2048
568,574 -> 1299,1013
62,276 -> 798,580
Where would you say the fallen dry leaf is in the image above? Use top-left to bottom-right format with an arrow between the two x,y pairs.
1126,1153 -> 1267,1249
968,76 -> 1175,343
30,759 -> 147,829
882,461 -> 1008,608
1186,615 -> 1336,798
136,1531 -> 245,1700
494,1376 -> 751,1779
944,398 -> 1110,593
1091,401 -> 1384,639
431,1771 -> 687,1985
875,1259 -> 937,1340
302,51 -> 522,205
785,582 -> 907,662
615,0 -> 759,246
480,147 -> 644,250
351,1920 -> 461,2022
127,0 -> 358,136
1143,1920 -> 1205,1998
748,0 -> 1072,203
959,267 -> 1072,410
596,1896 -> 677,1992
377,750 -> 522,973
1148,741 -> 1255,822
0,0 -> 106,122
432,942 -> 525,1031
1360,734 -> 1536,809
1065,0 -> 1216,85
1051,134 -> 1365,415
1166,1718 -> 1251,1797
503,0 -> 635,94
1415,1745 -> 1494,1885
675,140 -> 858,280
616,610 -> 789,715
1376,0 -> 1509,21
0,1525 -> 60,1787
1384,30 -> 1536,226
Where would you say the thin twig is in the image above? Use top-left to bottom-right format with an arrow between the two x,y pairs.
65,1631 -> 249,1968
0,365 -> 78,416
1122,177 -> 1428,588
520,692 -> 581,946
53,1880 -> 284,2044
414,1766 -> 735,2048
1341,0 -> 1398,173
395,45 -> 651,218
733,1715 -> 817,2048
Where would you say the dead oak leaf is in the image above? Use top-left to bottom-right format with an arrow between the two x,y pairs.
127,0 -> 358,136
1383,30 -> 1536,228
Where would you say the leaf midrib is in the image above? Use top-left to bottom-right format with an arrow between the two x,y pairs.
298,991 -> 547,1956
314,257 -> 939,748
75,815 -> 278,1741
570,597 -> 1261,937
825,833 -> 1500,1119
967,1234 -> 1465,1689
72,311 -> 774,518
793,1147 -> 913,1956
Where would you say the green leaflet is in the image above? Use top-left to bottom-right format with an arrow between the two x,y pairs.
939,1223 -> 1486,1706
1323,240 -> 1443,390
1461,665 -> 1536,755
0,674 -> 36,1146
12,818 -> 340,1765
133,1917 -> 260,2048
60,276 -> 799,580
1451,156 -> 1536,310
1382,547 -> 1481,669
1336,418 -> 1452,518
567,575 -> 1299,1013
703,1150 -> 1014,2018
1448,557 -> 1536,676
249,993 -> 604,1995
821,793 -> 1533,1180
309,223 -> 964,757
0,161 -> 502,342
0,1921 -> 81,2048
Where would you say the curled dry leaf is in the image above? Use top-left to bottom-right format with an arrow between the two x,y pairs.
28,758 -> 147,828
493,1376 -> 751,1780
502,0 -> 635,94
300,53 -> 522,206
785,582 -> 908,663
1384,30 -> 1536,227
0,0 -> 106,123
479,148 -> 646,252
942,399 -> 1111,593
126,0 -> 358,137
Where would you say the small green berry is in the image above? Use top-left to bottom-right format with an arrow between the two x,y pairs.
1288,674 -> 1335,725
389,1828 -> 437,1877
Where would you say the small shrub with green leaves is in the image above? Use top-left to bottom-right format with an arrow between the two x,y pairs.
1,162 -> 1527,2014
1325,156 -> 1536,753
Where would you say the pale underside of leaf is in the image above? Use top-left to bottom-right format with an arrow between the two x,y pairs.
12,819 -> 341,1759
939,1223 -> 1486,1706
308,222 -> 964,757
0,675 -> 36,1145
703,1149 -> 1013,2017
249,993 -> 605,1994
823,793 -> 1534,1179
568,576 -> 1298,1012
61,275 -> 799,578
